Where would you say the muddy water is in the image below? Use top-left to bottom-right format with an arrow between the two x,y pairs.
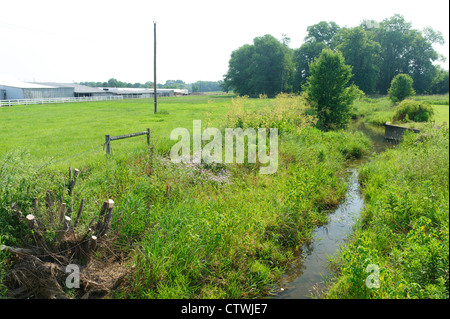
274,120 -> 392,299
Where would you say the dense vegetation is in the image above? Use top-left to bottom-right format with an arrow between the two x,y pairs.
0,94 -> 448,299
326,126 -> 449,298
388,74 -> 416,103
303,48 -> 362,130
353,94 -> 449,127
0,95 -> 372,298
223,14 -> 449,97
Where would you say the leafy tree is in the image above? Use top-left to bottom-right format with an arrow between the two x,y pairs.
407,30 -> 444,93
388,73 -> 415,103
336,27 -> 380,94
293,41 -> 327,92
293,21 -> 340,92
223,44 -> 254,95
304,21 -> 340,46
223,35 -> 294,97
191,83 -> 199,93
304,49 -> 361,130
371,15 -> 413,94
367,14 -> 444,94
429,67 -> 449,94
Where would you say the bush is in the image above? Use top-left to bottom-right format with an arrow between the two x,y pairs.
393,100 -> 434,123
388,74 -> 416,103
304,49 -> 360,131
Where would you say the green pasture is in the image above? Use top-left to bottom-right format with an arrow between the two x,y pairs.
353,94 -> 449,127
0,95 -> 234,169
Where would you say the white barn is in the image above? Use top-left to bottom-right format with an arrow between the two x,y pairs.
33,82 -> 112,98
0,78 -> 74,100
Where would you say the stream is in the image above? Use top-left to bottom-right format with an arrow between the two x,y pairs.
274,120 -> 394,299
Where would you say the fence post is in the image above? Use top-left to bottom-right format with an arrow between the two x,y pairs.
146,128 -> 150,145
105,135 -> 111,154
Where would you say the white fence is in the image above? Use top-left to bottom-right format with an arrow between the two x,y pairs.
0,95 -> 124,107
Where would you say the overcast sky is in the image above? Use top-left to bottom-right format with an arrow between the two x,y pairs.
1,0 -> 448,84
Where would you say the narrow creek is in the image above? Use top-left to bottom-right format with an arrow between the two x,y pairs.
274,120 -> 395,299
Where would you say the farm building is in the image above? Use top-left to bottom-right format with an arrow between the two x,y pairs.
174,89 -> 189,96
33,82 -> 113,98
0,79 -> 74,100
101,87 -> 175,98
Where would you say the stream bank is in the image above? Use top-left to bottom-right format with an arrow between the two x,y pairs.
274,120 -> 393,299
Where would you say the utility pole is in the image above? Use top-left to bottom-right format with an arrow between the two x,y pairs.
153,21 -> 157,114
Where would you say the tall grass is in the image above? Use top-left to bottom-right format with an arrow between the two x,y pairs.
353,94 -> 449,126
325,126 -> 449,298
0,95 -> 373,298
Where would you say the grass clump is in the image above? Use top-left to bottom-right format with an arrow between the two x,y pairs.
393,100 -> 434,123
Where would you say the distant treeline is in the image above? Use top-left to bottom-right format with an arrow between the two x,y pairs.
223,14 -> 449,97
78,79 -> 224,92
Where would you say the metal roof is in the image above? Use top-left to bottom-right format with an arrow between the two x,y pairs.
33,82 -> 107,93
102,88 -> 174,94
0,77 -> 57,89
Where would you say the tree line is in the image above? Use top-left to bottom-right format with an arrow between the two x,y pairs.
223,14 -> 449,97
79,79 -> 224,92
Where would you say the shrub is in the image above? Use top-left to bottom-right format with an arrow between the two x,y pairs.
393,100 -> 434,123
388,74 -> 416,103
226,93 -> 317,133
304,49 -> 360,131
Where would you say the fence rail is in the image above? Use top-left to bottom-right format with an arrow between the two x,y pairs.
0,95 -> 124,107
105,128 -> 151,154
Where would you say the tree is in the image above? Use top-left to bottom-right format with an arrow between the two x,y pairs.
336,27 -> 380,94
223,44 -> 254,95
407,30 -> 444,93
304,21 -> 341,46
191,83 -> 199,93
366,14 -> 444,94
293,21 -> 340,92
304,49 -> 360,131
223,35 -> 294,97
429,67 -> 449,94
388,73 -> 415,103
293,41 -> 327,92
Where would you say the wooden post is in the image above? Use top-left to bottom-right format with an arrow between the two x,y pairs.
97,199 -> 114,237
154,21 -> 157,114
68,168 -> 80,196
73,198 -> 85,229
59,203 -> 66,224
146,128 -> 150,145
105,134 -> 111,154
26,214 -> 45,247
90,236 -> 97,251
63,216 -> 71,232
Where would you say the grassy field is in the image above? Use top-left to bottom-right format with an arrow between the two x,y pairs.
0,93 -> 448,299
353,94 -> 449,127
0,95 -> 235,169
0,94 -> 371,298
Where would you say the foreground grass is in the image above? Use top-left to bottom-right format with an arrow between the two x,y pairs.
325,126 -> 449,298
0,95 -> 371,298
